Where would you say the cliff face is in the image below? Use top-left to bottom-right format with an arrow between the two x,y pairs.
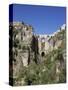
38,24 -> 66,58
9,22 -> 66,86
9,22 -> 34,79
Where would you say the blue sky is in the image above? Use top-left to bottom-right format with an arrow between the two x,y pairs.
9,4 -> 66,34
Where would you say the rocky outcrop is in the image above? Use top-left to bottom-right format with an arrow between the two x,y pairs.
9,22 -> 66,86
37,24 -> 66,58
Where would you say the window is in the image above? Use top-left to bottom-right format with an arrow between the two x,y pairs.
41,38 -> 45,42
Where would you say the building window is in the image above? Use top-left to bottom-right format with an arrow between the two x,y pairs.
41,42 -> 45,50
41,38 -> 45,42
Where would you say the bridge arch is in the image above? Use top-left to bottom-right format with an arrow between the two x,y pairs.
41,52 -> 45,57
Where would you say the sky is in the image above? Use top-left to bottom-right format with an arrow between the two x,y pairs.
9,4 -> 66,34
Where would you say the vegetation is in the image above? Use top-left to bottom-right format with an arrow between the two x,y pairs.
13,46 -> 66,86
9,22 -> 66,86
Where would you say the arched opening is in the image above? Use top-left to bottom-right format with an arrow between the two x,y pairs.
41,52 -> 45,57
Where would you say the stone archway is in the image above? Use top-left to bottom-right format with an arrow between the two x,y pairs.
41,52 -> 45,57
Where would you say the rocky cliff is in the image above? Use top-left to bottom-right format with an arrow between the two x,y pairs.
9,22 -> 66,86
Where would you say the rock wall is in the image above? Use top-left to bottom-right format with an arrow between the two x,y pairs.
9,22 -> 66,83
